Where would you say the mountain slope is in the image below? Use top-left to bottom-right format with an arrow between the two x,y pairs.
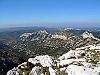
9,30 -> 100,57
0,29 -> 100,75
7,44 -> 100,75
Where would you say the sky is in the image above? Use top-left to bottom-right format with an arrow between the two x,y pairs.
0,0 -> 100,28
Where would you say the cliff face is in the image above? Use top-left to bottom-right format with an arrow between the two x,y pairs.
7,44 -> 100,75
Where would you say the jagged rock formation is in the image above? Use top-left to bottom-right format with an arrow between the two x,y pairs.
7,44 -> 100,75
82,31 -> 95,39
28,55 -> 54,67
81,31 -> 100,41
20,30 -> 48,41
58,44 -> 100,75
7,55 -> 58,75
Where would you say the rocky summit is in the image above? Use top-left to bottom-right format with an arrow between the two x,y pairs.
7,44 -> 100,75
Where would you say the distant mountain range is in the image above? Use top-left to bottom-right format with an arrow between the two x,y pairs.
0,24 -> 100,32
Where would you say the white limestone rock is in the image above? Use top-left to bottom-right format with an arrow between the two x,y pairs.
81,31 -> 100,41
39,30 -> 48,34
28,58 -> 39,65
66,65 -> 100,75
58,60 -> 73,67
58,50 -> 75,60
49,67 -> 58,75
51,34 -> 67,40
17,62 -> 27,69
28,55 -> 54,67
82,31 -> 95,39
81,62 -> 93,68
7,67 -> 19,75
20,33 -> 33,38
29,66 -> 44,75
89,45 -> 100,51
34,55 -> 54,67
58,50 -> 85,61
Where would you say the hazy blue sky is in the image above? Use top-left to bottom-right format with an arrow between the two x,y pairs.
0,0 -> 100,28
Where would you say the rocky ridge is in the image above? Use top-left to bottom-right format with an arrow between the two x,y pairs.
7,44 -> 100,75
13,30 -> 100,57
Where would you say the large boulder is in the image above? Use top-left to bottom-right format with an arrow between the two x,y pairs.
28,55 -> 54,67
